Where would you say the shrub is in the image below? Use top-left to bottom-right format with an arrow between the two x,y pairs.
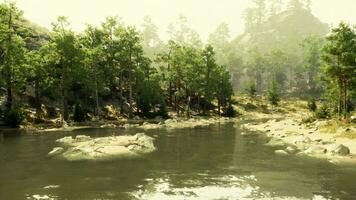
307,97 -> 317,112
73,104 -> 86,122
4,105 -> 26,127
315,104 -> 331,119
245,81 -> 257,98
156,103 -> 169,118
302,116 -> 316,124
223,105 -> 237,117
267,80 -> 280,106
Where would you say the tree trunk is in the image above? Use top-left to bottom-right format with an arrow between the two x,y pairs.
6,82 -> 12,109
343,80 -> 348,119
35,78 -> 41,116
218,98 -> 221,116
60,69 -> 67,125
337,80 -> 342,120
167,50 -> 172,106
128,47 -> 133,119
94,80 -> 99,116
93,64 -> 99,116
186,92 -> 190,118
119,71 -> 124,114
5,6 -> 13,110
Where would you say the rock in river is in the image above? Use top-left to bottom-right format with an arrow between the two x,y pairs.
274,150 -> 289,156
330,144 -> 350,156
265,138 -> 285,147
48,133 -> 156,161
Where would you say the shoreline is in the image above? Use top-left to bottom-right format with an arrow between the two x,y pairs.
0,116 -> 235,134
242,112 -> 356,165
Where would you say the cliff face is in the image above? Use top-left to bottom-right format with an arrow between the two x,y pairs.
236,8 -> 329,53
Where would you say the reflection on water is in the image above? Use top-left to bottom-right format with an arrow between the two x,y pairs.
0,123 -> 355,199
131,175 -> 329,200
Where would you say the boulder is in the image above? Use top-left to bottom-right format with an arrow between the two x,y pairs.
133,116 -> 141,121
49,133 -> 156,161
350,116 -> 356,123
274,150 -> 289,156
265,138 -> 285,147
48,147 -> 64,156
293,136 -> 312,145
140,123 -> 160,130
330,144 -> 350,156
100,123 -> 117,128
304,146 -> 327,155
285,146 -> 297,154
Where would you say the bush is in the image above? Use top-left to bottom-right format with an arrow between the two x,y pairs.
302,116 -> 316,124
307,97 -> 317,112
156,103 -> 169,118
245,81 -> 257,98
4,105 -> 26,127
267,80 -> 280,106
223,105 -> 237,117
73,104 -> 86,122
315,104 -> 331,119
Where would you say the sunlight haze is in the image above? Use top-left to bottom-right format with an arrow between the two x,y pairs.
11,0 -> 356,41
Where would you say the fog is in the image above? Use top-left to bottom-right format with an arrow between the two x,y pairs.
13,0 -> 356,41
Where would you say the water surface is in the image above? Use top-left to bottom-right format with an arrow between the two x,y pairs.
1,122 -> 355,199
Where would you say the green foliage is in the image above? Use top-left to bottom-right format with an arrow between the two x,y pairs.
314,104 -> 331,119
73,104 -> 86,122
3,105 -> 25,127
301,116 -> 316,124
267,80 -> 280,106
0,2 -> 235,122
223,105 -> 237,117
307,97 -> 317,112
322,22 -> 356,117
136,77 -> 166,118
245,81 -> 257,98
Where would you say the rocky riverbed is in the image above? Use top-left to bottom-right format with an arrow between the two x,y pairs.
243,117 -> 356,164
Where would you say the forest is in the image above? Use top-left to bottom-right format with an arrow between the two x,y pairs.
0,0 -> 355,127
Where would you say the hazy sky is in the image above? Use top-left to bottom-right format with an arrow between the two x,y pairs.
10,0 -> 356,41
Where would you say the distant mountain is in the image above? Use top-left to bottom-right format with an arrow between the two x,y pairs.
235,8 -> 329,53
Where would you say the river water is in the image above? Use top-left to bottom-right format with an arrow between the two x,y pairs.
1,122 -> 356,200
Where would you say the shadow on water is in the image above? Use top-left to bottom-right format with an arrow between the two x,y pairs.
1,122 -> 356,199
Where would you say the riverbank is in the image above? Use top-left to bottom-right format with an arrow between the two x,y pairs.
5,115 -> 234,134
236,96 -> 356,164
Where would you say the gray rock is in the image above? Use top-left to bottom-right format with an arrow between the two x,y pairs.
56,136 -> 74,144
75,135 -> 91,142
49,133 -> 156,161
48,147 -> 64,156
304,146 -> 327,155
351,116 -> 356,123
293,136 -> 312,145
100,123 -> 117,128
265,138 -> 285,147
133,116 -> 141,120
285,146 -> 297,154
275,150 -> 289,156
330,144 -> 350,156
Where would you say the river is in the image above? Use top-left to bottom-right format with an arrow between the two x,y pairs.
1,122 -> 356,199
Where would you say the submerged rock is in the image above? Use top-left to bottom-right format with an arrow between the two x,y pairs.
49,133 -> 156,161
48,147 -> 64,156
